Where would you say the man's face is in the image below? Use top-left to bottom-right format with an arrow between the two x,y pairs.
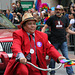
68,14 -> 74,19
73,5 -> 75,12
13,13 -> 16,17
23,20 -> 37,34
6,10 -> 10,14
55,9 -> 63,16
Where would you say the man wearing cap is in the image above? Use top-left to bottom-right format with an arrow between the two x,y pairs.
4,13 -> 65,75
41,5 -> 75,75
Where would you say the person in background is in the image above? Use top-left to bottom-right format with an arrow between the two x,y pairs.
43,13 -> 51,42
31,3 -> 36,13
16,1 -> 23,15
50,7 -> 55,17
36,16 -> 41,25
33,12 -> 38,18
38,8 -> 43,17
4,13 -> 65,75
72,4 -> 75,14
43,13 -> 50,33
6,9 -> 13,22
63,8 -> 69,21
2,10 -> 6,16
0,9 -> 2,14
12,12 -> 22,24
28,9 -> 31,13
11,3 -> 17,13
68,2 -> 75,14
36,16 -> 42,31
68,13 -> 75,31
41,5 -> 75,75
66,13 -> 75,45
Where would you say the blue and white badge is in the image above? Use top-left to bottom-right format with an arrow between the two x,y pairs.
37,42 -> 42,47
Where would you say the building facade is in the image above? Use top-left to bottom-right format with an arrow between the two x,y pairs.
0,0 -> 74,11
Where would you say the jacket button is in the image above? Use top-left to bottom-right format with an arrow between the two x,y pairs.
42,53 -> 44,55
42,62 -> 43,64
14,53 -> 16,55
25,52 -> 26,54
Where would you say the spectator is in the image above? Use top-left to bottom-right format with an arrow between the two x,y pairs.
66,13 -> 75,45
72,4 -> 75,14
12,12 -> 22,24
68,2 -> 74,14
68,2 -> 75,14
2,10 -> 6,16
68,13 -> 75,31
36,16 -> 42,31
16,1 -> 23,15
43,13 -> 51,41
38,8 -> 43,17
63,8 -> 69,21
11,3 -> 17,13
33,12 -> 38,18
50,11 -> 55,16
6,9 -> 13,22
4,13 -> 65,75
17,12 -> 22,19
41,5 -> 75,75
0,9 -> 2,14
36,16 -> 41,25
28,9 -> 31,13
50,7 -> 55,16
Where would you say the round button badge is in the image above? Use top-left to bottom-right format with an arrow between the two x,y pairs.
30,49 -> 34,54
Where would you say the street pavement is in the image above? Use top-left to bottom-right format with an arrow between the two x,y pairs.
47,50 -> 75,75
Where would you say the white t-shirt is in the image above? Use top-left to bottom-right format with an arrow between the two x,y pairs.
70,19 -> 75,24
70,19 -> 75,31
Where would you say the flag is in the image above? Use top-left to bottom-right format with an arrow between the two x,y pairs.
60,59 -> 75,68
64,61 -> 75,67
35,0 -> 41,11
44,17 -> 49,24
60,59 -> 71,63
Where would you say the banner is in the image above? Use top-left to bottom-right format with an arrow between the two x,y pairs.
35,0 -> 41,11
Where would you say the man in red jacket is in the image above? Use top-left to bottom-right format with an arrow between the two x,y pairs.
4,13 -> 65,75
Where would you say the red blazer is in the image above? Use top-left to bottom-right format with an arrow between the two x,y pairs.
4,28 -> 61,75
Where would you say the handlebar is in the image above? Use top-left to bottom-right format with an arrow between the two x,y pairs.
26,62 -> 63,72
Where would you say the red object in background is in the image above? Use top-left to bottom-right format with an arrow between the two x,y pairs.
0,52 -> 9,70
0,29 -> 16,42
17,25 -> 21,29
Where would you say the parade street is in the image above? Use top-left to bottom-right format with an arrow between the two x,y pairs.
47,51 -> 75,75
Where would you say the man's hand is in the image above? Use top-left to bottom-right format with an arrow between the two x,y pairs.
20,57 -> 27,64
58,56 -> 66,63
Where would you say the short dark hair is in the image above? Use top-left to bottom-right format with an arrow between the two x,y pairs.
22,21 -> 27,30
73,13 -> 75,18
44,13 -> 48,17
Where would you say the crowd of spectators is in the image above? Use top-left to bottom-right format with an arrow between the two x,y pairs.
0,2 -> 74,26
0,1 -> 75,75
0,1 -> 75,46
0,1 -> 55,25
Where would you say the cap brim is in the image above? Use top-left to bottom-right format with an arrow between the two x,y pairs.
55,8 -> 63,10
20,17 -> 37,25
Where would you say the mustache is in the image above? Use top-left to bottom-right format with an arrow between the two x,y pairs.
56,12 -> 60,13
56,12 -> 61,16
